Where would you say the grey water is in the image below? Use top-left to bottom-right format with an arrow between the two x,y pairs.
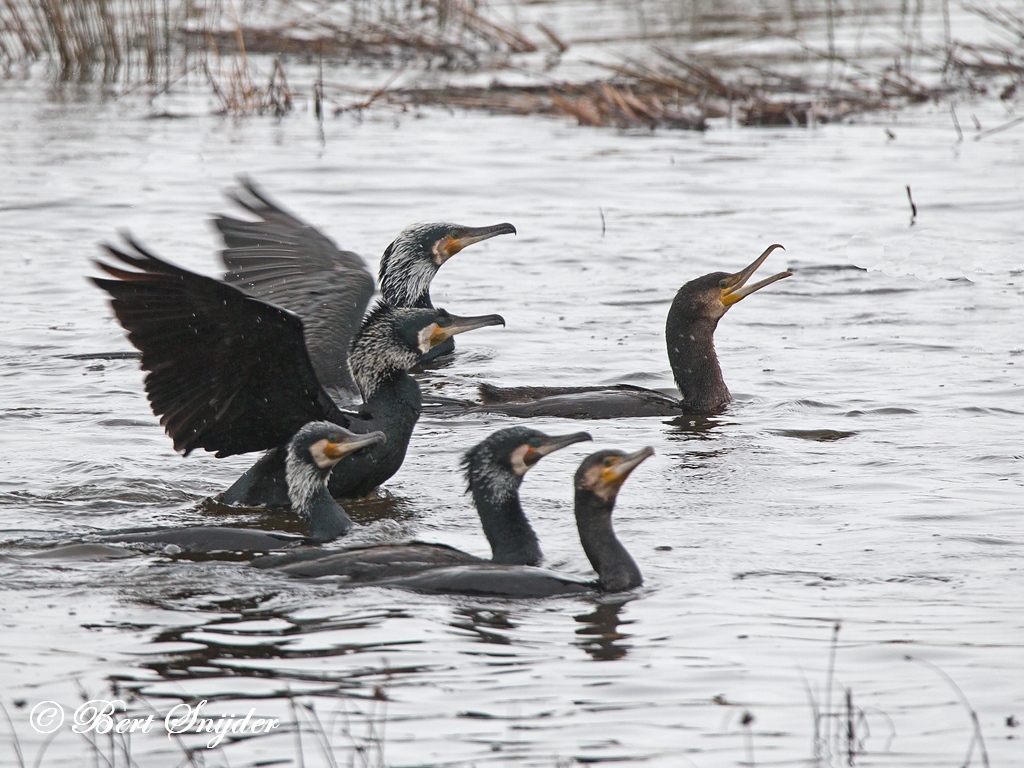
1,9 -> 1023,768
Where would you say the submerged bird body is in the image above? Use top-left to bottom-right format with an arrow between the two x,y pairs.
357,447 -> 654,598
215,179 -> 516,388
92,240 -> 504,508
103,424 -> 386,552
257,427 -> 593,578
475,245 -> 792,419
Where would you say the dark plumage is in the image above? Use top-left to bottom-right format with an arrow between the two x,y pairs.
103,423 -> 386,551
215,178 -> 516,393
475,245 -> 792,419
344,446 -> 654,598
257,427 -> 593,578
92,238 -> 504,507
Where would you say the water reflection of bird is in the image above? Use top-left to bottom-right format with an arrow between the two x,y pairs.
105,424 -> 386,551
92,238 -> 504,507
258,427 -> 593,576
215,178 -> 516,397
278,445 -> 653,598
574,599 -> 635,661
474,245 -> 792,419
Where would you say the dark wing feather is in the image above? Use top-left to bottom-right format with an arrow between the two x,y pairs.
213,177 -> 375,394
92,235 -> 351,457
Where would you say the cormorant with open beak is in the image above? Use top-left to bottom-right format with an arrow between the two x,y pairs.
476,245 -> 792,418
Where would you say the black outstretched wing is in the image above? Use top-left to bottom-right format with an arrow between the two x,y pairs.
92,235 -> 352,457
214,177 -> 375,394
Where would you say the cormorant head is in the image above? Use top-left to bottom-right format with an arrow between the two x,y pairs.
285,423 -> 385,539
575,447 -> 654,504
379,222 -> 517,307
350,303 -> 505,397
288,422 -> 387,473
672,244 -> 792,321
463,427 -> 593,492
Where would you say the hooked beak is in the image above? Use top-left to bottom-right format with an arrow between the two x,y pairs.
720,244 -> 792,307
438,223 -> 517,262
601,446 -> 655,487
324,430 -> 387,460
525,431 -> 593,465
428,312 -> 505,347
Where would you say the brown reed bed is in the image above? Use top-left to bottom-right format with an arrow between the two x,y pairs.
1,1 -> 1022,129
0,0 -> 533,77
382,49 -> 900,132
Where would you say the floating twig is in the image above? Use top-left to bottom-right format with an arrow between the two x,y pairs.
975,114 -> 1024,140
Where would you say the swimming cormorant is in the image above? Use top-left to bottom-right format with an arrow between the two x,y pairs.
105,424 -> 387,551
91,237 -> 504,507
258,427 -> 594,577
474,245 -> 791,419
277,445 -> 654,598
214,178 -> 516,396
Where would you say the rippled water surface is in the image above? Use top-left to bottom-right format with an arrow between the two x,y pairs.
1,54 -> 1023,768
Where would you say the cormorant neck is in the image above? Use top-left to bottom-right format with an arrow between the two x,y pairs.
362,371 -> 422,415
470,469 -> 542,566
574,489 -> 642,592
349,322 -> 420,401
286,458 -> 353,543
664,310 -> 730,413
379,241 -> 439,308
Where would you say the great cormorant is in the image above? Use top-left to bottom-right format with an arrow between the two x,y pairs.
105,424 -> 387,551
474,245 -> 791,419
257,427 -> 594,577
92,237 -> 504,507
214,178 -> 516,397
276,445 -> 654,598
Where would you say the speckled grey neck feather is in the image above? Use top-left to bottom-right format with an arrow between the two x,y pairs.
285,444 -> 328,520
348,305 -> 421,400
285,422 -> 355,542
379,224 -> 447,308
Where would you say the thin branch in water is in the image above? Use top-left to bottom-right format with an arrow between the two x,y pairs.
824,621 -> 841,751
950,103 -> 963,142
905,655 -> 990,768
906,185 -> 918,225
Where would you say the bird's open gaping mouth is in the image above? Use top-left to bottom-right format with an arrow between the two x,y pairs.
721,244 -> 792,306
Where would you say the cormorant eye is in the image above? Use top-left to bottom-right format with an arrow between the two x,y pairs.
603,457 -> 614,467
528,437 -> 541,448
718,279 -> 729,289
